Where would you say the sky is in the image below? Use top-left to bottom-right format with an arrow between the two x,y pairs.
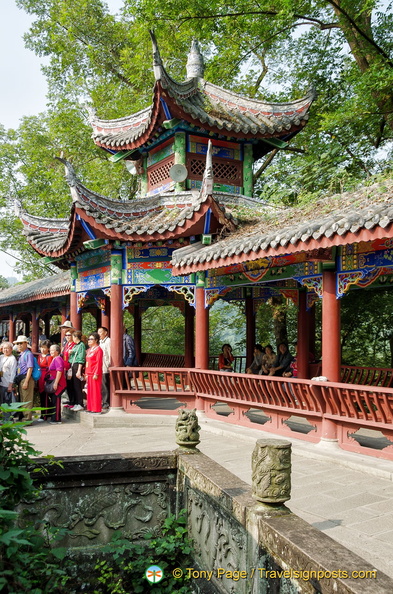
0,0 -> 123,280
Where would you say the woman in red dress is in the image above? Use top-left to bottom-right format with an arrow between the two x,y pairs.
85,332 -> 103,414
37,340 -> 53,420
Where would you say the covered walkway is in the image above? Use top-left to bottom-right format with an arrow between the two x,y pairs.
110,366 -> 393,461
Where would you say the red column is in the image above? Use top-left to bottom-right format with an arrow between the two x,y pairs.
308,304 -> 316,361
8,315 -> 15,343
322,270 -> 341,382
297,291 -> 309,379
70,291 -> 82,331
245,295 -> 255,366
31,312 -> 39,354
184,302 -> 195,368
195,286 -> 209,369
44,315 -> 50,339
133,303 -> 142,366
110,284 -> 123,408
60,305 -> 67,344
101,298 -> 110,331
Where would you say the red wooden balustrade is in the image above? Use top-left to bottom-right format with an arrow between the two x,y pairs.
310,363 -> 393,387
209,356 -> 247,373
111,367 -> 193,413
109,367 -> 393,461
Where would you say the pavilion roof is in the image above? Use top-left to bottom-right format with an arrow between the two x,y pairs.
90,35 -> 315,158
171,178 -> 393,273
17,157 -> 237,264
0,271 -> 70,306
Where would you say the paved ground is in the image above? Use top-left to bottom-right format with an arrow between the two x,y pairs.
25,408 -> 393,580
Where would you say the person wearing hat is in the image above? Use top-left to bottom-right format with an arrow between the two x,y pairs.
59,321 -> 75,330
59,320 -> 75,347
13,335 -> 35,421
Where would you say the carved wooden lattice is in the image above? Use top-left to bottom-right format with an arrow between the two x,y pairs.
147,155 -> 175,189
188,153 -> 242,186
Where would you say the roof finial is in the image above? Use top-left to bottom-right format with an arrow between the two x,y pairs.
200,140 -> 213,195
55,156 -> 79,189
150,30 -> 163,81
186,39 -> 204,79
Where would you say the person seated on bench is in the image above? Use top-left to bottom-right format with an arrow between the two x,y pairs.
246,344 -> 264,374
218,344 -> 234,372
269,343 -> 294,377
260,344 -> 276,375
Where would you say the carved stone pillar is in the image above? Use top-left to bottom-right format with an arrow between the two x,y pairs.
252,439 -> 291,504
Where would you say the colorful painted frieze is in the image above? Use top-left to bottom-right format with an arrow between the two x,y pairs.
188,135 -> 241,160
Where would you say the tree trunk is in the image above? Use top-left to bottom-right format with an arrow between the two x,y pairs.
331,1 -> 393,132
270,295 -> 288,347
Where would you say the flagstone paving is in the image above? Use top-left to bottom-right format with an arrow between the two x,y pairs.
25,411 -> 393,579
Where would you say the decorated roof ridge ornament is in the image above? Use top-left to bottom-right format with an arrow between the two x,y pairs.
13,198 -> 69,228
150,30 -> 164,81
85,103 -> 98,124
55,156 -> 79,190
186,39 -> 204,79
200,139 -> 213,196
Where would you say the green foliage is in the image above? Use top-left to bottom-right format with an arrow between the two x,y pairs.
141,306 -> 185,355
209,300 -> 246,355
0,403 -> 71,593
94,510 -> 193,593
340,288 -> 393,366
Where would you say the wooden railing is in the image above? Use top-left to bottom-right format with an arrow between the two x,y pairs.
140,353 -> 185,367
310,363 -> 393,387
110,367 -> 393,460
340,365 -> 393,387
111,367 -> 193,413
209,355 -> 247,373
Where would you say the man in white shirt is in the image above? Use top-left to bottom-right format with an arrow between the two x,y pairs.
97,327 -> 111,410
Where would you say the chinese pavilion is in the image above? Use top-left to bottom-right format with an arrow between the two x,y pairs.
6,33 -> 393,406
7,34 -> 316,384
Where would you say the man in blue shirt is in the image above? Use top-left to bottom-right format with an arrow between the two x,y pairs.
14,335 -> 35,421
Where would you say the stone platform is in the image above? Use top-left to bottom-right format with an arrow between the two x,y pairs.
26,408 -> 393,580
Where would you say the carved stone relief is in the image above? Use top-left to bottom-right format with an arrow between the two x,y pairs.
186,487 -> 248,594
19,480 -> 170,548
252,439 -> 291,504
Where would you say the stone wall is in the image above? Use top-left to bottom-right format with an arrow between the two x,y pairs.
177,451 -> 392,594
22,452 -> 177,549
20,449 -> 393,593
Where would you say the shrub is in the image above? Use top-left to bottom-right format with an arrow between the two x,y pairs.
0,403 -> 71,593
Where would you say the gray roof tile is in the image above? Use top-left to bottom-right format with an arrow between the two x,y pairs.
171,178 -> 393,270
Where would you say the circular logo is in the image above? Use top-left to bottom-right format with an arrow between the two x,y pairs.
145,565 -> 164,584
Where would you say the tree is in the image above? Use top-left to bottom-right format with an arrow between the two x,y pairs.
0,275 -> 10,290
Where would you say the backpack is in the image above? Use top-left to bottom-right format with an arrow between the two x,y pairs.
32,357 -> 41,382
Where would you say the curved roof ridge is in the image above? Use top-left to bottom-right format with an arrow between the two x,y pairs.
90,104 -> 153,133
202,81 -> 315,114
0,270 -> 70,305
171,177 -> 393,272
15,199 -> 70,231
